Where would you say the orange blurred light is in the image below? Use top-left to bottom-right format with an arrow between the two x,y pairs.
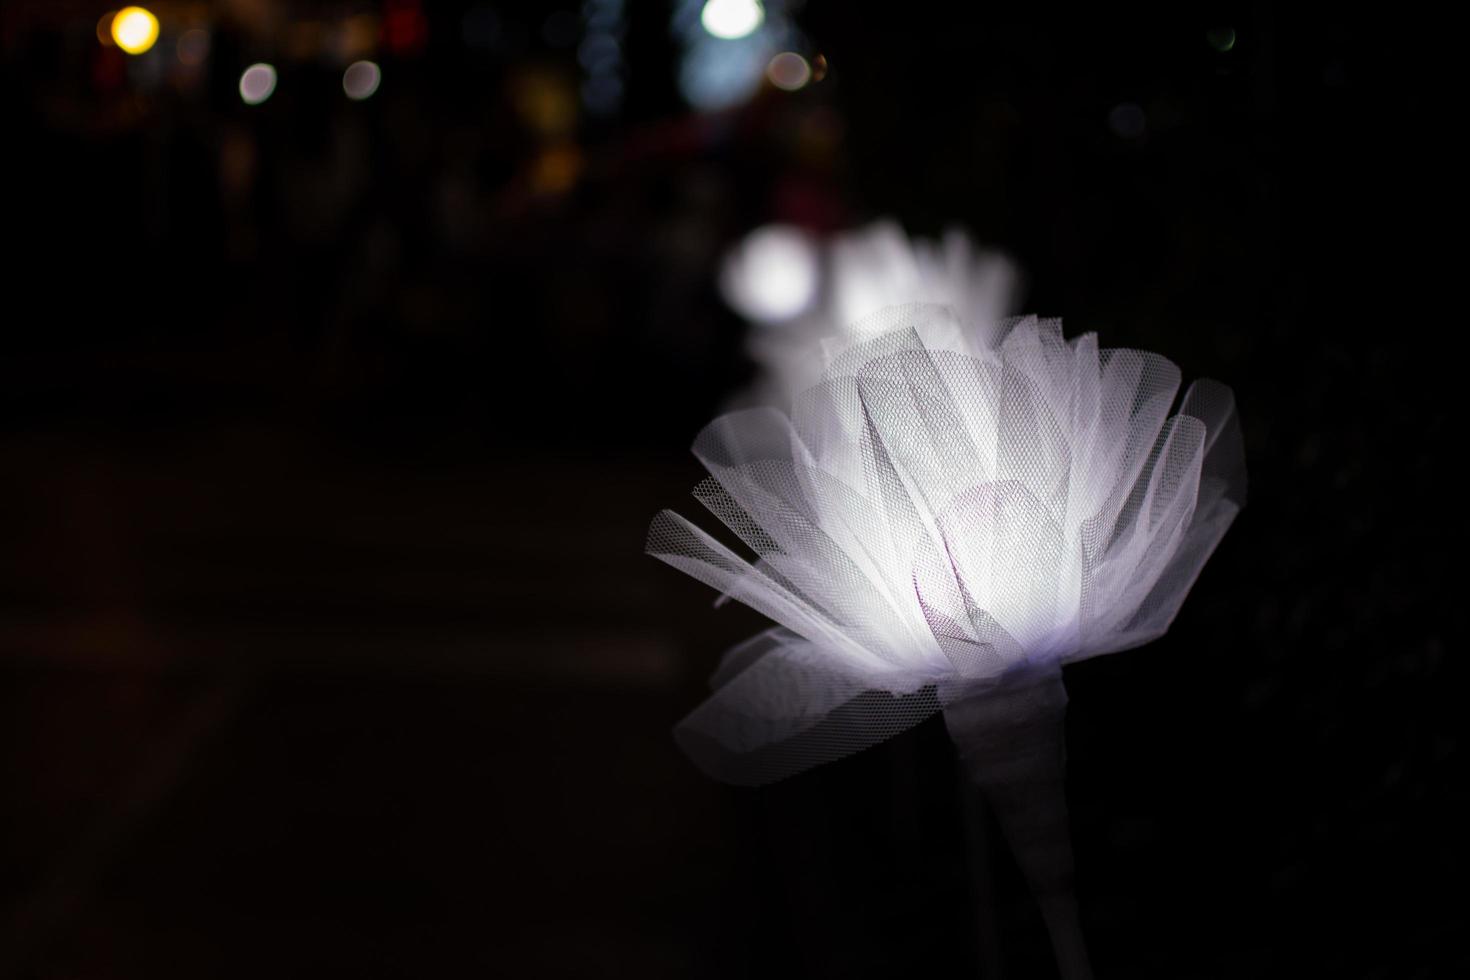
97,11 -> 118,47
512,69 -> 578,138
334,15 -> 381,63
286,21 -> 327,61
530,144 -> 583,196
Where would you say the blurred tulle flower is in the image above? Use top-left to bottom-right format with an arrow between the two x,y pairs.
719,220 -> 1021,399
718,224 -> 820,323
648,306 -> 1245,785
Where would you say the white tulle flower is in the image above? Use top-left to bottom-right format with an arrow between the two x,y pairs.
720,220 -> 1021,398
648,305 -> 1245,786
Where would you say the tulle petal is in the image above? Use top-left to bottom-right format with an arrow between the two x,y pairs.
651,307 -> 1245,784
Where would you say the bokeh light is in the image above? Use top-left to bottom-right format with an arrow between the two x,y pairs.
582,75 -> 624,115
96,12 -> 118,47
111,7 -> 159,56
383,0 -> 429,56
1206,27 -> 1237,53
239,63 -> 278,106
578,34 -> 619,72
333,14 -> 381,63
700,0 -> 764,41
719,224 -> 819,323
679,41 -> 770,111
511,68 -> 578,137
676,0 -> 797,112
766,51 -> 811,91
343,61 -> 382,101
176,29 -> 210,66
581,0 -> 626,117
529,144 -> 585,196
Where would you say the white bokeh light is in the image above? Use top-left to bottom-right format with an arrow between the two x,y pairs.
718,225 -> 819,324
766,51 -> 811,91
699,0 -> 764,40
726,220 -> 1021,400
238,63 -> 277,105
342,60 -> 381,100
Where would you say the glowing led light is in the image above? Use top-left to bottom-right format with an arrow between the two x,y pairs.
111,7 -> 159,55
699,0 -> 763,40
342,60 -> 381,100
766,51 -> 810,91
176,28 -> 210,66
718,225 -> 819,323
239,63 -> 278,105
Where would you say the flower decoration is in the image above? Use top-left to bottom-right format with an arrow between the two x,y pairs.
720,221 -> 1021,399
648,305 -> 1245,785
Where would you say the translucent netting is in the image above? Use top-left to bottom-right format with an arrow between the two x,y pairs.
729,221 -> 1020,400
649,306 -> 1246,786
825,221 -> 1018,346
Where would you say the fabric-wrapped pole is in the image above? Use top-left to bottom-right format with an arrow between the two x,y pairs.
944,664 -> 1091,979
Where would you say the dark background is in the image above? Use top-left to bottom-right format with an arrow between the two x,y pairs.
1,2 -> 1458,977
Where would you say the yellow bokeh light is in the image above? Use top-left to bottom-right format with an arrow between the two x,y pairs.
111,7 -> 160,55
530,144 -> 584,196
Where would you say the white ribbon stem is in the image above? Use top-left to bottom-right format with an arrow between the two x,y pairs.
943,664 -> 1093,980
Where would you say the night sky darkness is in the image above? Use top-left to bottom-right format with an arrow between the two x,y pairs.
1,4 -> 1458,977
